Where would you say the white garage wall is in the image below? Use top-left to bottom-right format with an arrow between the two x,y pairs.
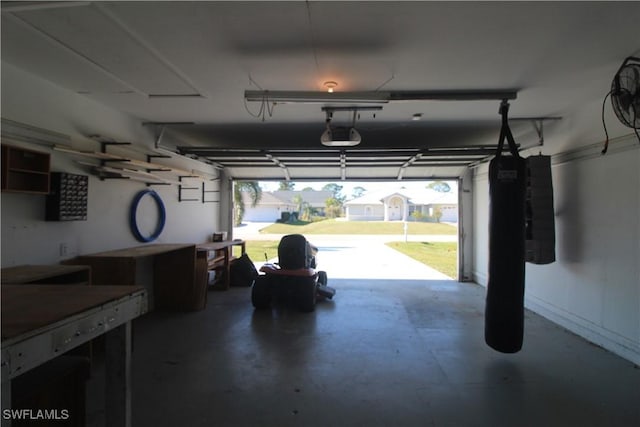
1,63 -> 220,267
472,102 -> 640,364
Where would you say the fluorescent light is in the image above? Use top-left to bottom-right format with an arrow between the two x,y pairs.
245,89 -> 518,104
245,90 -> 390,104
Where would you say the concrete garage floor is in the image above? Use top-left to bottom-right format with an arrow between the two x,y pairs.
88,240 -> 639,426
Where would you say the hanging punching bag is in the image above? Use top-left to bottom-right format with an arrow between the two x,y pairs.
485,101 -> 526,353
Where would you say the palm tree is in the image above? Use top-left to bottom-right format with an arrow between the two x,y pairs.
233,181 -> 262,226
300,201 -> 313,221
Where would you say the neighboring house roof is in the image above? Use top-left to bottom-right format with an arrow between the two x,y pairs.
345,187 -> 457,206
240,190 -> 333,208
240,191 -> 293,207
344,188 -> 396,205
271,190 -> 333,207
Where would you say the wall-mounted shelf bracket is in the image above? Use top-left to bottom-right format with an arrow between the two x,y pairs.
94,140 -> 133,179
147,155 -> 172,172
202,182 -> 220,204
102,176 -> 131,181
99,141 -> 131,152
511,117 -> 562,144
178,176 -> 200,202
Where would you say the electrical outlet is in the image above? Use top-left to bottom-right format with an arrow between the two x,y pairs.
59,243 -> 68,257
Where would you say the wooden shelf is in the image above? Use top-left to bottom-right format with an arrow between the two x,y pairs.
53,145 -> 216,183
1,144 -> 51,194
196,240 -> 246,291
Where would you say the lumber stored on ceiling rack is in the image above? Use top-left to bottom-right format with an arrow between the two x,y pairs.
53,145 -> 216,182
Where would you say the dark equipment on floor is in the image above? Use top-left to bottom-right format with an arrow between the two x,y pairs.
251,234 -> 335,312
229,253 -> 259,287
485,101 -> 526,354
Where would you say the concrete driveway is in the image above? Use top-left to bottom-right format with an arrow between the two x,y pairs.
311,237 -> 452,280
234,222 -> 454,281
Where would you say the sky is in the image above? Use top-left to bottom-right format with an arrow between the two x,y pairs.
258,180 -> 457,200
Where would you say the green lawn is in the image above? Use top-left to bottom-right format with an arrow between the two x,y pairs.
260,218 -> 456,235
244,240 -> 279,263
385,241 -> 458,279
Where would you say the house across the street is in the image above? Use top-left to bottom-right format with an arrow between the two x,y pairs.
241,190 -> 333,222
344,188 -> 458,222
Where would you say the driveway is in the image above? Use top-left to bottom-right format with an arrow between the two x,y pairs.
234,222 -> 454,281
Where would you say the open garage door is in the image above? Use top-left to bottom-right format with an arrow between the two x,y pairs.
232,179 -> 463,281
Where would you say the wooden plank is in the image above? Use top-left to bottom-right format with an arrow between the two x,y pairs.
195,251 -> 210,309
196,240 -> 244,252
75,161 -> 184,186
1,264 -> 90,285
1,285 -> 144,340
208,255 -> 227,268
79,244 -> 194,258
54,145 -> 212,181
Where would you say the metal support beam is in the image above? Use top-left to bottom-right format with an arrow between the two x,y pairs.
265,153 -> 290,180
245,89 -> 518,103
397,153 -> 422,180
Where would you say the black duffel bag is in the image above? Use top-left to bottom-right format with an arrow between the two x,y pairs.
230,253 -> 258,287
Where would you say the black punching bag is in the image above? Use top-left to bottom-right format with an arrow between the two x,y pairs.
485,101 -> 526,353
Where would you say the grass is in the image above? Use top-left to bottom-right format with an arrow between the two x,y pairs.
243,240 -> 279,262
260,218 -> 456,235
385,241 -> 458,279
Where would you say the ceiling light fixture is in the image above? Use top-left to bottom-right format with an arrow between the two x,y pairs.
323,81 -> 338,93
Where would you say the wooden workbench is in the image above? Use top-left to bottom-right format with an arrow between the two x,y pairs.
63,244 -> 202,311
1,264 -> 91,285
1,285 -> 147,427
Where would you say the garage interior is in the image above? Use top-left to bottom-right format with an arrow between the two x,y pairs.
1,1 -> 639,426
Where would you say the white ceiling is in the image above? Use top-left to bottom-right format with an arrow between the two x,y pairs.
2,1 -> 639,180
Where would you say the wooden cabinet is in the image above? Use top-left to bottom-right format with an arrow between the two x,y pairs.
1,144 -> 51,194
